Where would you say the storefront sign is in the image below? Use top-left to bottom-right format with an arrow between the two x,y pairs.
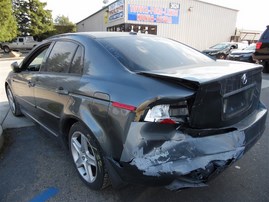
109,0 -> 124,22
128,4 -> 180,24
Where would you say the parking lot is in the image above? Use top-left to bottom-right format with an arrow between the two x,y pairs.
0,58 -> 269,202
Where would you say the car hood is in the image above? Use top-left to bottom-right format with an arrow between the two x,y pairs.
137,61 -> 262,85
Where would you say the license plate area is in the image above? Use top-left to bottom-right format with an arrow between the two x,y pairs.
222,84 -> 255,120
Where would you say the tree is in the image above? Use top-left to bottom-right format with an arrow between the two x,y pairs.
54,15 -> 76,33
13,0 -> 54,38
55,15 -> 73,26
28,0 -> 54,36
13,0 -> 29,36
0,0 -> 17,41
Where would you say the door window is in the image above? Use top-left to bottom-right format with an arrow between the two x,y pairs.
69,46 -> 84,74
45,41 -> 78,73
25,47 -> 49,71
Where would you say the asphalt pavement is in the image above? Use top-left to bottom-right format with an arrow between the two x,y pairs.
0,57 -> 268,202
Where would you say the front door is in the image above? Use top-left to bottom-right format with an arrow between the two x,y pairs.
11,45 -> 50,114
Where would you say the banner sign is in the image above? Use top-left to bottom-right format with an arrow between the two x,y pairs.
128,4 -> 180,24
109,0 -> 124,22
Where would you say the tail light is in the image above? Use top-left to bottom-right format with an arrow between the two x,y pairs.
256,42 -> 262,50
144,101 -> 189,124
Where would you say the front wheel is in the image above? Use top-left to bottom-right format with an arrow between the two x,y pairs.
218,53 -> 226,60
6,86 -> 22,116
69,122 -> 110,190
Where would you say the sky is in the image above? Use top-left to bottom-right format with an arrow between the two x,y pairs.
41,0 -> 268,31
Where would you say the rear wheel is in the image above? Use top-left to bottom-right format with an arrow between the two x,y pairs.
3,46 -> 10,53
6,86 -> 22,116
262,61 -> 269,73
69,122 -> 110,190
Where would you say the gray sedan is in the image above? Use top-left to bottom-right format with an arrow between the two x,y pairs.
5,32 -> 267,191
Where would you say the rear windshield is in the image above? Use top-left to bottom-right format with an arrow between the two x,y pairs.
97,36 -> 212,72
261,28 -> 269,40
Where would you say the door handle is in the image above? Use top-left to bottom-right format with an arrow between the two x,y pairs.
55,87 -> 69,95
28,81 -> 35,87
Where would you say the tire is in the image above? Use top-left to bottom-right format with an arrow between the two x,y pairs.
262,61 -> 269,73
218,53 -> 226,60
3,46 -> 10,53
6,86 -> 22,116
69,122 -> 110,190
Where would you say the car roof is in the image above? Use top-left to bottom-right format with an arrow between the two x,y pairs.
49,32 -> 153,40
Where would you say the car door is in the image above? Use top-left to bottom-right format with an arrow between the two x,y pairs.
34,40 -> 84,135
10,44 -> 51,115
17,37 -> 24,49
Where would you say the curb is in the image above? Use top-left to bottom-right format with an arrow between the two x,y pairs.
0,57 -> 24,62
0,125 -> 3,150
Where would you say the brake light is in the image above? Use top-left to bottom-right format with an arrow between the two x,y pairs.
144,101 -> 189,124
112,102 -> 136,111
160,119 -> 176,124
256,42 -> 262,50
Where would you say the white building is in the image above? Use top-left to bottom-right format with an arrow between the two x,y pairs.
76,0 -> 238,51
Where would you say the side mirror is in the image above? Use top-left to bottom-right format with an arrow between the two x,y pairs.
11,61 -> 21,73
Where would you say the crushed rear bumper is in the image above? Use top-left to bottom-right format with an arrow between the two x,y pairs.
106,103 -> 267,190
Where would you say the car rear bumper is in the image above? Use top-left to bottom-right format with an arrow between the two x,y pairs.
253,53 -> 269,61
105,102 -> 267,190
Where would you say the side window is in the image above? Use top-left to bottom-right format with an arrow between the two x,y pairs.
26,47 -> 49,71
18,38 -> 24,43
69,46 -> 84,74
45,41 -> 78,73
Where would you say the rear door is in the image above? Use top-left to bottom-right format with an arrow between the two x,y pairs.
34,40 -> 84,135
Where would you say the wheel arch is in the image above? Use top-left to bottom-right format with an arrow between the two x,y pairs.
60,113 -> 112,156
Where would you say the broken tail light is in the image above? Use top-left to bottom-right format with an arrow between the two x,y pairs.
144,101 -> 189,124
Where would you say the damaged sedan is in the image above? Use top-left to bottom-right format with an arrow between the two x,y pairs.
5,32 -> 267,191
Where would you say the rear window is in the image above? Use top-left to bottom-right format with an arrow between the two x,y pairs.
97,36 -> 212,72
261,27 -> 269,40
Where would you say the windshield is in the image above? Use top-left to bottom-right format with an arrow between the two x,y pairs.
210,43 -> 230,49
97,36 -> 213,72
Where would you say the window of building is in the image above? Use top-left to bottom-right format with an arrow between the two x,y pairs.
107,23 -> 157,35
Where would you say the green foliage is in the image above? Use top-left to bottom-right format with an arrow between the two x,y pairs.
0,0 -> 17,41
55,15 -> 73,26
13,0 -> 54,38
54,15 -> 76,33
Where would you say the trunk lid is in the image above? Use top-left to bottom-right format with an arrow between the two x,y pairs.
138,61 -> 263,128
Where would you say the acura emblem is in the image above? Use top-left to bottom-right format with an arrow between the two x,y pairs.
241,73 -> 247,85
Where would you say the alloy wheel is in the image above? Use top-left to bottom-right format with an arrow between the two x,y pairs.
70,131 -> 98,183
7,88 -> 16,114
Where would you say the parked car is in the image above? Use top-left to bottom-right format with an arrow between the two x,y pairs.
202,42 -> 247,59
0,36 -> 39,53
227,43 -> 256,63
253,25 -> 269,72
5,32 -> 267,191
